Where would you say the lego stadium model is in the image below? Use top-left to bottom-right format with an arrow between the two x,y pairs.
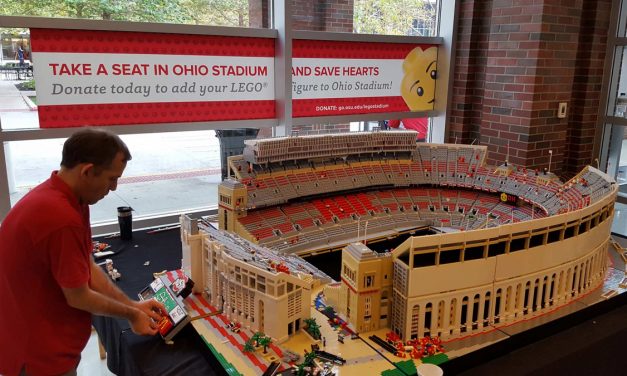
181,130 -> 624,375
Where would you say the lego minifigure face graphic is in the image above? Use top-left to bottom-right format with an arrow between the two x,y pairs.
400,47 -> 438,111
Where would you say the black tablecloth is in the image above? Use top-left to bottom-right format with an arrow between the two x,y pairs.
91,229 -> 221,376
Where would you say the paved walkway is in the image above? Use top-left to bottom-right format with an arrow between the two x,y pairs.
0,77 -> 32,113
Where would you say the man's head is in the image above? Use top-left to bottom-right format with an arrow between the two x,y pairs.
60,128 -> 131,205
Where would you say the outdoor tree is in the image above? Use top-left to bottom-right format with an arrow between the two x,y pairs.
0,0 -> 203,24
353,0 -> 438,36
182,0 -> 249,27
2,0 -> 440,35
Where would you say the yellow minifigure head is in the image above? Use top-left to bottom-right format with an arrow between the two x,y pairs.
400,46 -> 438,111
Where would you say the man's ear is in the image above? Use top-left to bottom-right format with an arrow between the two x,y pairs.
79,163 -> 95,177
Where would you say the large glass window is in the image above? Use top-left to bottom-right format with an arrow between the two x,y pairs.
0,1 -> 450,228
601,0 -> 627,237
1,32 -> 30,63
353,0 -> 439,36
0,1 -> 258,27
614,48 -> 627,116
6,131 -> 221,223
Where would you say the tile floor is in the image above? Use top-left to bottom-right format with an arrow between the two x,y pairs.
77,330 -> 114,376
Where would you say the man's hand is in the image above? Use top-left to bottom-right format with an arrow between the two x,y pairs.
135,299 -> 166,321
129,300 -> 166,336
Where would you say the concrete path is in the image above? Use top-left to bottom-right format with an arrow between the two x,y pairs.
0,78 -> 32,112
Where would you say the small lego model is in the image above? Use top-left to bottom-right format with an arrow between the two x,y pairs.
281,349 -> 301,363
227,321 -> 241,333
104,259 -> 121,281
92,241 -> 111,253
92,241 -> 114,259
314,349 -> 346,365
181,131 -> 621,374
138,271 -> 194,342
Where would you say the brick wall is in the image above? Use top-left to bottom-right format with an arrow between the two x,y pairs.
449,0 -> 491,146
450,0 -> 611,178
291,0 -> 353,32
248,0 -> 268,28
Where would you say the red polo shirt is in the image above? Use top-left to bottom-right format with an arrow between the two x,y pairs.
0,172 -> 92,376
388,118 -> 428,140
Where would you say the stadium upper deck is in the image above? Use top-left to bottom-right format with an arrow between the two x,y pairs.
221,131 -> 615,256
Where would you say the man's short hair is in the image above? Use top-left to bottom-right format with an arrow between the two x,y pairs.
61,128 -> 131,170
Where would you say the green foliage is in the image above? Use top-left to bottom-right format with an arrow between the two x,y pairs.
304,317 -> 321,340
1,0 -> 437,34
302,351 -> 316,366
242,339 -> 255,353
251,331 -> 264,344
381,360 -> 417,376
181,0 -> 248,26
15,79 -> 36,91
296,363 -> 307,376
421,352 -> 449,365
0,0 -> 248,26
257,335 -> 272,354
354,0 -> 438,36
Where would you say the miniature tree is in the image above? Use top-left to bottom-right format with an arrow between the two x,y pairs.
309,321 -> 321,340
243,339 -> 255,353
304,317 -> 316,328
296,363 -> 307,376
251,331 -> 264,347
257,335 -> 272,354
304,317 -> 321,340
303,350 -> 317,367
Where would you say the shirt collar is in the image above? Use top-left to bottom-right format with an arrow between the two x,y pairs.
49,170 -> 83,209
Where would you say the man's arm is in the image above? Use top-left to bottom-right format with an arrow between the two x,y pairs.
90,260 -> 135,305
60,260 -> 165,335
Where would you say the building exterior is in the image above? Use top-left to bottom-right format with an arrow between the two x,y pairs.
337,242 -> 394,333
330,171 -> 615,340
181,216 -> 331,342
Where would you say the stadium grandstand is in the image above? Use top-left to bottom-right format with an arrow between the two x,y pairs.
220,130 -> 614,257
207,130 -> 617,341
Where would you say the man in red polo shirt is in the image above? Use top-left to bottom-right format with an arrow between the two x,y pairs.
0,129 -> 165,376
387,118 -> 429,142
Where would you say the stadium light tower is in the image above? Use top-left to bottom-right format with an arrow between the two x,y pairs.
548,150 -> 553,173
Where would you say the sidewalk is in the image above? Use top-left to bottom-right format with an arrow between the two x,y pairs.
0,77 -> 32,113
0,78 -> 222,224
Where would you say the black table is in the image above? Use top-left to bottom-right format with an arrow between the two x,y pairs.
92,229 -> 221,376
94,227 -> 627,376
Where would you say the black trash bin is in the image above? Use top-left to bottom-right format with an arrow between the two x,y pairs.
117,206 -> 133,240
